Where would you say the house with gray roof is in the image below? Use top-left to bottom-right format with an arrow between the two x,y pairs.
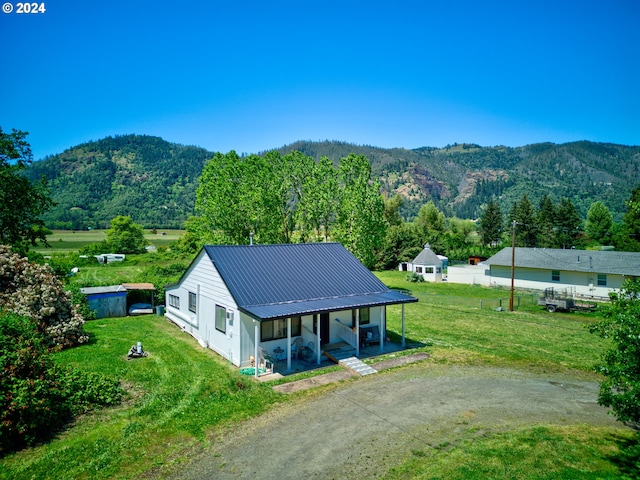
165,243 -> 417,374
481,247 -> 640,298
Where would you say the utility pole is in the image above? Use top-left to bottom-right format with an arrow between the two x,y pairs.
509,220 -> 516,312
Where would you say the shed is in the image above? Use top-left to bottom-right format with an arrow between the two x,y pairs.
80,285 -> 127,319
410,243 -> 443,281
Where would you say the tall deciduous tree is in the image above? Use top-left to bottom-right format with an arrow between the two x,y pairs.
479,198 -> 503,246
0,127 -> 54,255
585,201 -> 613,245
589,279 -> 640,425
620,182 -> 640,251
414,201 -> 446,249
106,215 -> 147,254
334,154 -> 386,268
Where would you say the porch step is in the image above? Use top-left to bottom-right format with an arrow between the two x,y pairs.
338,356 -> 378,376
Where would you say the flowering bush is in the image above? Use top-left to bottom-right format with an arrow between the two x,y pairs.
0,245 -> 88,348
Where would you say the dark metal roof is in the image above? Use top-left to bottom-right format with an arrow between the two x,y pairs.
202,243 -> 417,320
485,247 -> 640,276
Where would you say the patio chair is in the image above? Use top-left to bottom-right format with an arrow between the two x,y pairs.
257,347 -> 273,373
291,337 -> 304,360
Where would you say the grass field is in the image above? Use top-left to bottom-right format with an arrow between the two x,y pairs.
35,229 -> 185,254
0,270 -> 636,479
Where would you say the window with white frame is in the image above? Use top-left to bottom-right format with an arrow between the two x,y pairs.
551,270 -> 560,282
168,294 -> 180,308
597,274 -> 607,286
188,292 -> 197,313
425,267 -> 434,274
415,266 -> 423,273
215,304 -> 226,333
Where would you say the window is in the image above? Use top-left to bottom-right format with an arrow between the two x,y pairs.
425,267 -> 434,274
551,270 -> 560,282
415,266 -> 423,273
188,292 -> 197,313
215,304 -> 226,333
351,307 -> 370,327
168,294 -> 180,308
597,274 -> 607,286
261,317 -> 301,342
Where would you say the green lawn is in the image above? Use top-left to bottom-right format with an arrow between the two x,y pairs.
0,271 -> 634,479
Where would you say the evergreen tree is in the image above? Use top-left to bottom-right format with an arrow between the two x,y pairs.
585,201 -> 613,245
555,198 -> 582,249
479,198 -> 503,246
508,195 -> 537,247
536,194 -> 557,248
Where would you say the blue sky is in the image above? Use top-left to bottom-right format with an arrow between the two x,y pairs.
1,0 -> 638,160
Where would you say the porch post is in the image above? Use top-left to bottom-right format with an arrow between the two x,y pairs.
401,304 -> 406,348
316,314 -> 321,365
287,317 -> 292,371
380,306 -> 385,353
355,309 -> 360,357
254,321 -> 259,379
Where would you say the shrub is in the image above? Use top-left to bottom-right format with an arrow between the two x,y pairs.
405,272 -> 425,283
0,313 -> 123,453
0,245 -> 89,348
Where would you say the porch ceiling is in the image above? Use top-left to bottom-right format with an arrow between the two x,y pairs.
240,290 -> 417,321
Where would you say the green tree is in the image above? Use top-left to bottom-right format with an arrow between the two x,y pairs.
106,215 -> 147,254
589,279 -> 640,425
0,127 -> 54,255
304,156 -> 338,241
619,182 -> 640,251
536,194 -> 557,248
414,201 -> 446,249
508,195 -> 536,247
479,198 -> 503,246
555,198 -> 582,249
334,154 -> 386,268
585,201 -> 613,245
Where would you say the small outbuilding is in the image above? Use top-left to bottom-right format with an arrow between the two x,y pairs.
407,244 -> 444,282
79,285 -> 127,319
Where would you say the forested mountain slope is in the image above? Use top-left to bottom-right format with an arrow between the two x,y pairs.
26,135 -> 640,229
26,135 -> 213,229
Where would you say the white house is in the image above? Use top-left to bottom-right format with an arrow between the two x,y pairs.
399,244 -> 444,282
447,247 -> 640,299
165,243 -> 417,374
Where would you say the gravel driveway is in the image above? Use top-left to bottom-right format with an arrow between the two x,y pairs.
172,364 -> 622,480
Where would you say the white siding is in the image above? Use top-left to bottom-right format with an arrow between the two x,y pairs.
165,250 -> 240,365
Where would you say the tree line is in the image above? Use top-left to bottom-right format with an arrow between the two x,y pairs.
479,188 -> 640,252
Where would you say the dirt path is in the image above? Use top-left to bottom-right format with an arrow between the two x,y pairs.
172,364 -> 623,480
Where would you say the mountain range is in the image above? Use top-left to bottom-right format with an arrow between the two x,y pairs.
25,134 -> 640,230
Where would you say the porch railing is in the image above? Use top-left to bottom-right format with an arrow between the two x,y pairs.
334,318 -> 357,349
302,325 -> 319,347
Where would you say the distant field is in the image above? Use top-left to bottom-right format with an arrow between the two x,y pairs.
36,229 -> 185,253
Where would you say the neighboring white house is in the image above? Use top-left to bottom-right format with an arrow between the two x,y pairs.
165,243 -> 417,374
399,244 -> 445,282
447,247 -> 640,299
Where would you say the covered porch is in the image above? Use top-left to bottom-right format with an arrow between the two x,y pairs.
241,300 -> 414,379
